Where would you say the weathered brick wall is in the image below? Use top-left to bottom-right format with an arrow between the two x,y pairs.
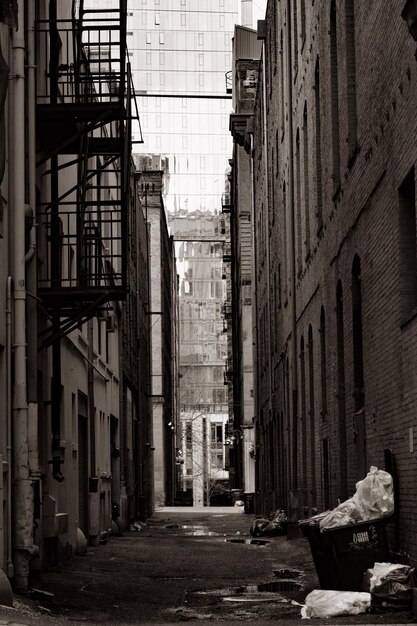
251,0 -> 417,557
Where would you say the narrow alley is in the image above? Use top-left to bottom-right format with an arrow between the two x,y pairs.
0,509 -> 416,626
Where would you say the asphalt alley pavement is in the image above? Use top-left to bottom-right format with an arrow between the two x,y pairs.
0,506 -> 416,625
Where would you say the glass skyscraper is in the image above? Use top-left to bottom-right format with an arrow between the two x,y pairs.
130,0 -> 239,213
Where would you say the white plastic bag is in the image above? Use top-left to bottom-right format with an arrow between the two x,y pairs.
319,466 -> 394,530
301,589 -> 371,619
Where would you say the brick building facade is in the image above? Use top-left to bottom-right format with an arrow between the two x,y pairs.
247,0 -> 417,559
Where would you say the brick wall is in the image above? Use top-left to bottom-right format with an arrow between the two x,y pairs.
250,0 -> 417,558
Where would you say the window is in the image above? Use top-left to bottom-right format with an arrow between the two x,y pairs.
220,14 -> 225,28
200,156 -> 205,169
296,128 -> 302,274
182,97 -> 187,108
330,0 -> 341,189
198,32 -> 204,46
146,72 -> 152,86
399,167 -> 417,316
319,307 -> 327,418
181,13 -> 186,27
303,102 -> 311,256
155,13 -> 160,25
351,255 -> 364,412
182,115 -> 187,128
336,281 -> 348,500
141,12 -> 147,25
199,74 -> 204,87
159,73 -> 165,86
199,53 -> 204,66
159,32 -> 165,44
308,325 -> 316,507
146,31 -> 151,44
146,51 -> 151,65
314,57 -> 323,232
300,336 -> 307,486
159,52 -> 165,65
345,0 -> 357,158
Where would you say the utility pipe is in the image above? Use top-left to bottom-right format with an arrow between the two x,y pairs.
12,0 -> 34,591
6,277 -> 13,578
261,36 -> 274,417
26,0 -> 40,485
285,0 -> 298,490
249,132 -> 259,497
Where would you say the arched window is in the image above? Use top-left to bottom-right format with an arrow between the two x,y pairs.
336,281 -> 348,500
345,0 -> 357,158
296,128 -> 302,273
303,101 -> 311,256
314,57 -> 323,232
320,307 -> 327,418
300,336 -> 307,488
308,324 -> 316,506
330,0 -> 340,189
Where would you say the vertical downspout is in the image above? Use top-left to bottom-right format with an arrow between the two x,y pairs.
6,278 -> 13,577
26,0 -> 40,485
261,37 -> 273,419
285,0 -> 298,490
12,0 -> 34,591
249,131 -> 259,503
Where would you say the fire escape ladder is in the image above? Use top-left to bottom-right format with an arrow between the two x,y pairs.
36,1 -> 132,349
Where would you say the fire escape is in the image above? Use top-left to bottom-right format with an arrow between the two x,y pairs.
36,0 -> 139,348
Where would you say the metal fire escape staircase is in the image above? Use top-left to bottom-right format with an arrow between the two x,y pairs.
36,0 -> 141,348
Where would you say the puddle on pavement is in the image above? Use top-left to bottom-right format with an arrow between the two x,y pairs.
273,568 -> 302,579
193,580 -> 302,605
226,538 -> 270,545
181,525 -> 220,536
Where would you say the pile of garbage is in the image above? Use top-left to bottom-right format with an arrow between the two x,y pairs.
319,466 -> 394,530
301,563 -> 416,618
250,509 -> 288,537
299,466 -> 415,619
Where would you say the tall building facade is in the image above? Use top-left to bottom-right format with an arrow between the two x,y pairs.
170,211 -> 229,506
234,0 -> 417,557
130,0 -> 239,214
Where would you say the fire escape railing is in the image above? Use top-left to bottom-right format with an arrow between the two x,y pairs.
35,2 -> 140,346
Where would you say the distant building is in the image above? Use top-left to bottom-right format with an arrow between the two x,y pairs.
138,171 -> 177,508
170,211 -> 229,506
227,25 -> 261,499
128,0 -> 238,214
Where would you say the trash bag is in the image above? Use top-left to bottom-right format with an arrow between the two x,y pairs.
250,510 -> 288,537
363,562 -> 416,611
250,517 -> 270,537
301,590 -> 371,619
319,466 -> 394,530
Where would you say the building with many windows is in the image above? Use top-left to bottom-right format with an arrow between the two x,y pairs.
232,0 -> 417,557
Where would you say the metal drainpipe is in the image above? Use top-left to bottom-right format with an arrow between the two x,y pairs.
26,0 -> 40,487
6,277 -> 13,577
12,0 -> 34,591
249,131 -> 259,497
285,0 -> 298,490
261,39 -> 274,417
